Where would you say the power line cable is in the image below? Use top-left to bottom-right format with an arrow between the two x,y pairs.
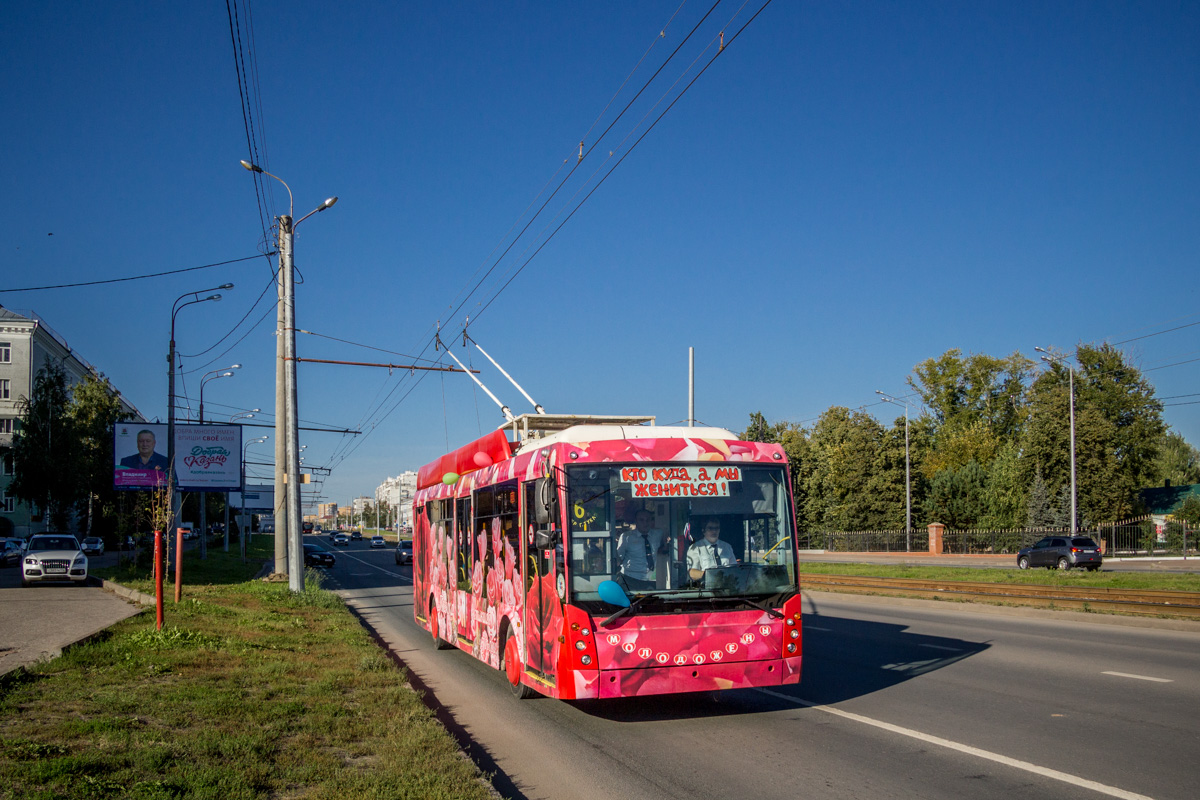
0,254 -> 267,293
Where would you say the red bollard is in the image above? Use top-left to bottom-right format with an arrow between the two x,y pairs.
154,530 -> 164,630
174,527 -> 184,603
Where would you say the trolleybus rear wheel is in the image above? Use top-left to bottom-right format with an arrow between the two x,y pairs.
504,627 -> 535,699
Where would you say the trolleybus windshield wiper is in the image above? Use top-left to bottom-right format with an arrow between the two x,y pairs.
600,593 -> 652,627
744,598 -> 783,619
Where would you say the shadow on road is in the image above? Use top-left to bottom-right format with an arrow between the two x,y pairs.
574,592 -> 989,723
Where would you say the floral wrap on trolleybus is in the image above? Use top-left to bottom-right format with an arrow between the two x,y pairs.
412,414 -> 802,700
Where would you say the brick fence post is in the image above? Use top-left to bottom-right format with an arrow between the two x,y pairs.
928,522 -> 945,555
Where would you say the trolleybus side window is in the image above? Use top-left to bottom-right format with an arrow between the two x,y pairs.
474,481 -> 519,603
455,496 -> 472,591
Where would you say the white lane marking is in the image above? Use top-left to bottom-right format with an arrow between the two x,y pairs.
756,689 -> 1154,800
919,644 -> 961,652
1102,671 -> 1172,683
805,626 -> 832,631
335,550 -> 412,584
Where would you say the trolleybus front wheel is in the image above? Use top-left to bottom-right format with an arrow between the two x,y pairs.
504,627 -> 535,699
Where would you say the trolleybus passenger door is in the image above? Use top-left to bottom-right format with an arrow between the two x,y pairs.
525,479 -> 563,679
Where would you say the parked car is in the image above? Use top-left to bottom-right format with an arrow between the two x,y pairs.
2,541 -> 23,567
21,534 -> 89,586
369,535 -> 386,549
394,539 -> 413,565
303,543 -> 336,568
80,537 -> 105,556
3,537 -> 27,556
1017,535 -> 1102,571
332,533 -> 350,547
350,530 -> 362,541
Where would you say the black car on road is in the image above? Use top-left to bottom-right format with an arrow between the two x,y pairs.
303,543 -> 336,568
1018,535 -> 1102,571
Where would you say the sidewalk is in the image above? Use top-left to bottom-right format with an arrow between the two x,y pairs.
0,580 -> 144,677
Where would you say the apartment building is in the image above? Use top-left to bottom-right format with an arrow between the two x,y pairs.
0,306 -> 144,537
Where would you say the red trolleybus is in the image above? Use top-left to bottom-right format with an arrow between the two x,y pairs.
412,414 -> 802,699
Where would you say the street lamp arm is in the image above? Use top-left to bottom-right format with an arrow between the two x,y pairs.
295,197 -> 339,228
241,160 -> 293,219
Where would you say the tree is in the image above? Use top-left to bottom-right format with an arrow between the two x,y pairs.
9,362 -> 81,530
908,349 -> 1033,447
68,372 -> 134,536
980,441 -> 1026,529
802,407 -> 884,531
1025,469 -> 1059,528
1025,344 -> 1163,524
923,460 -> 987,529
1153,431 -> 1200,487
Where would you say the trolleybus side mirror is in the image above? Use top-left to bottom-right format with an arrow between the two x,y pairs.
534,476 -> 557,525
534,528 -> 558,549
598,580 -> 631,608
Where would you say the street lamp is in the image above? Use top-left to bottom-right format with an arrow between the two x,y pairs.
230,408 -> 260,423
240,159 -> 338,592
197,366 -> 239,559
876,391 -> 912,551
240,435 -> 270,561
169,285 -> 232,560
1035,346 -> 1077,534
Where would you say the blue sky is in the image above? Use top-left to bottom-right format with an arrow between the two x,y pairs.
2,1 -> 1198,507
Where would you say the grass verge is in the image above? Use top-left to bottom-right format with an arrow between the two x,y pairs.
797,561 -> 1200,592
0,538 -> 494,800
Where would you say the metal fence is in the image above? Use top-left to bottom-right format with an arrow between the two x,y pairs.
813,518 -> 1198,558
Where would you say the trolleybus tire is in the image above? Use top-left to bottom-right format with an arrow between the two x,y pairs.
504,627 -> 535,699
430,598 -> 452,650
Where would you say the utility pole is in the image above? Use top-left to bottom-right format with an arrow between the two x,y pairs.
280,214 -> 305,592
274,225 -> 289,581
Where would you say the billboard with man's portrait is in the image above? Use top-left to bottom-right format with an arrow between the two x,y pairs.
113,424 -> 170,489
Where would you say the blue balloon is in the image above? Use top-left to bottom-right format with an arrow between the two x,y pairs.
597,580 -> 631,608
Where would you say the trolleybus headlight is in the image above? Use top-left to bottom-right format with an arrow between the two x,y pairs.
580,628 -> 590,637
786,618 -> 795,626
790,629 -> 799,639
786,643 -> 797,654
575,641 -> 587,651
581,655 -> 592,666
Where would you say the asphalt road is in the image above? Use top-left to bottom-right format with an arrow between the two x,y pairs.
316,538 -> 1200,800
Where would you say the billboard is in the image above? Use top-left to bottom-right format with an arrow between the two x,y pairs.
113,424 -> 170,489
113,424 -> 244,491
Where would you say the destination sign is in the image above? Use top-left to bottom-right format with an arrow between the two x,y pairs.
619,465 -> 741,498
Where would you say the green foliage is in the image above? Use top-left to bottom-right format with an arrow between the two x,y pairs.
9,362 -> 79,529
748,341 -> 1183,536
923,460 -> 987,528
1153,430 -> 1200,486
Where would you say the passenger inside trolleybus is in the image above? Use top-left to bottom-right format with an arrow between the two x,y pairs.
566,464 -> 797,610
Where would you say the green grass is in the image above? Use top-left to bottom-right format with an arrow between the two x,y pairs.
797,561 -> 1200,592
0,539 -> 494,800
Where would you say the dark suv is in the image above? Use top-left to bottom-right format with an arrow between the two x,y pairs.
1017,536 -> 1102,571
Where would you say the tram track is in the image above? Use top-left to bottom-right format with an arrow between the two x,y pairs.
798,573 -> 1200,619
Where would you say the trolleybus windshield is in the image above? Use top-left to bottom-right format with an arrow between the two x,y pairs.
565,464 -> 795,603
